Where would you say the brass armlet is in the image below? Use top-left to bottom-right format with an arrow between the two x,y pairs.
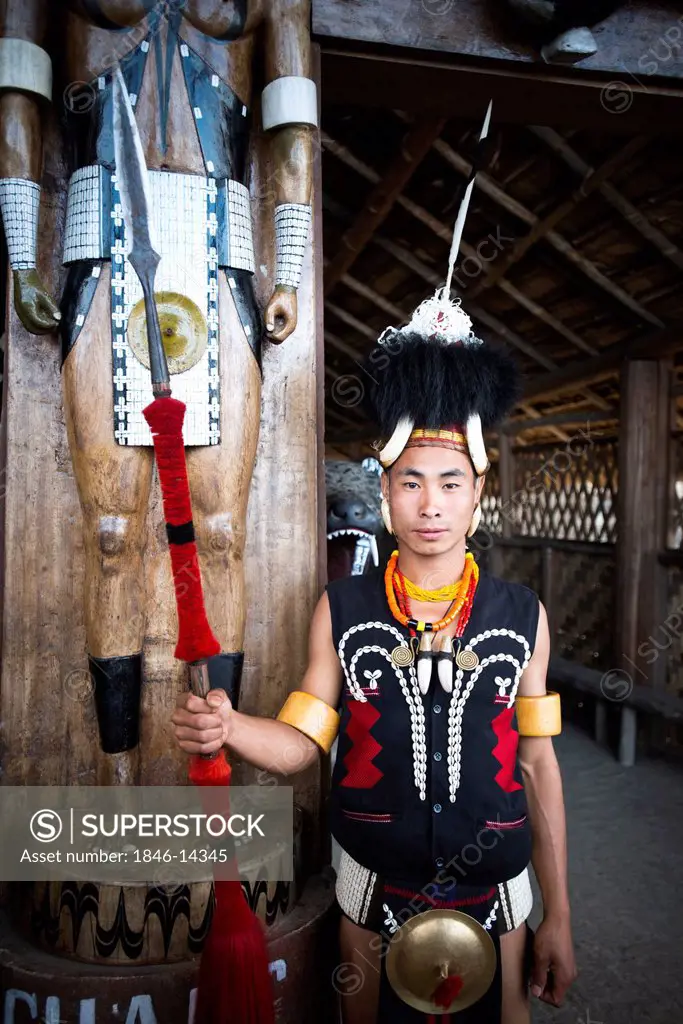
515,691 -> 561,737
277,691 -> 339,755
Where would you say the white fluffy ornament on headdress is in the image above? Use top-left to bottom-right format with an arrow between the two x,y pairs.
406,290 -> 482,346
377,291 -> 482,348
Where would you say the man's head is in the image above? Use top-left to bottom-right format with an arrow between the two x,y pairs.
381,444 -> 485,557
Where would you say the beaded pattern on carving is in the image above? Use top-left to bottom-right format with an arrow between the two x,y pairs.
274,203 -> 311,288
0,178 -> 40,269
339,622 -> 427,800
447,629 -> 531,803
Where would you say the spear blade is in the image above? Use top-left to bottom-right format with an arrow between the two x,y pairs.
112,65 -> 170,393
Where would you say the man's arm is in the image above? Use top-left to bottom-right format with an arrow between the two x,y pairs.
261,0 -> 316,342
171,591 -> 342,777
517,601 -> 577,1006
0,0 -> 61,333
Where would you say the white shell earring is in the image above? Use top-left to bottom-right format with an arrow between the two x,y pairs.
381,497 -> 394,535
467,504 -> 482,537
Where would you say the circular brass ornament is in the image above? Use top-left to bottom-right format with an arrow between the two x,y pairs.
391,645 -> 414,667
386,909 -> 496,1014
127,291 -> 208,374
456,648 -> 479,671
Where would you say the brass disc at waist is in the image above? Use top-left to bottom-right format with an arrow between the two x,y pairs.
127,291 -> 208,374
386,909 -> 497,1014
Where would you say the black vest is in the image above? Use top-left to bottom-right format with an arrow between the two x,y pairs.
326,567 -> 540,886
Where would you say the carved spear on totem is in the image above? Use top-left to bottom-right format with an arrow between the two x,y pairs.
112,67 -> 274,1024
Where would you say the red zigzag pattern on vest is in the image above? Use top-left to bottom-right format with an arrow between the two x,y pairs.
491,706 -> 523,793
340,701 -> 383,788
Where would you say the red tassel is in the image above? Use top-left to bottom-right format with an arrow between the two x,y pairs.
194,881 -> 275,1024
143,397 -> 220,663
144,395 -> 274,1022
190,761 -> 275,1024
432,974 -> 464,1008
189,750 -> 232,787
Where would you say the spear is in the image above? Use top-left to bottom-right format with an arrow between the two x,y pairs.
112,65 -> 274,1024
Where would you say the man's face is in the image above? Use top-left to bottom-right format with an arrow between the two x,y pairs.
381,445 -> 484,556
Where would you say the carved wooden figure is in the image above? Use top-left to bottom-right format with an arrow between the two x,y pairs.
0,3 -> 333,1017
0,0 -> 316,758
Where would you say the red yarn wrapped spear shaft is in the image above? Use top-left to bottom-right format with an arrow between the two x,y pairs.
113,65 -> 274,1024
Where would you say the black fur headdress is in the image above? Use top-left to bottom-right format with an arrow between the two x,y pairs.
365,320 -> 521,439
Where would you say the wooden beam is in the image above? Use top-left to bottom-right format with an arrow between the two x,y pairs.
432,135 -> 665,328
325,191 -> 617,412
516,403 -> 569,444
325,328 -> 365,362
395,183 -> 606,355
524,325 -> 683,402
467,136 -> 650,301
313,1 -> 683,81
530,126 -> 683,276
324,132 -> 610,357
501,408 -> 617,435
319,48 -> 683,136
340,272 -> 406,321
324,116 -> 446,295
549,656 -> 683,724
325,300 -> 378,341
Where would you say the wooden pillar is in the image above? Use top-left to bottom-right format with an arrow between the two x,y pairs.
498,432 -> 515,540
490,431 -> 514,578
615,360 -> 670,765
541,545 -> 556,641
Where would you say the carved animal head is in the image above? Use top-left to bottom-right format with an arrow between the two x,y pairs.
326,459 -> 384,580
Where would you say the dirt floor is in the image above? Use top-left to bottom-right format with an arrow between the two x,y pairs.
530,724 -> 683,1024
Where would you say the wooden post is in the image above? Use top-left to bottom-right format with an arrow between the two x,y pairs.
615,360 -> 670,766
594,699 -> 608,746
490,431 -> 515,577
541,545 -> 555,640
498,432 -> 514,540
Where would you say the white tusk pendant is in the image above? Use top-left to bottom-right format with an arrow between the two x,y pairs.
435,635 -> 454,693
416,632 -> 434,695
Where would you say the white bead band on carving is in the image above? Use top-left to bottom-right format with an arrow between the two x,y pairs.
0,178 -> 40,269
274,203 -> 311,289
262,76 -> 318,131
0,38 -> 52,101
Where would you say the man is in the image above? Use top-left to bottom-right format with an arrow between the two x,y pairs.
172,288 -> 577,1022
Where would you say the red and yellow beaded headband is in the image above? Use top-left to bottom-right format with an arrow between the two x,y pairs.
404,426 -> 468,454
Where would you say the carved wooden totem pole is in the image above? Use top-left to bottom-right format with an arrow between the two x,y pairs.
0,1 -> 333,1020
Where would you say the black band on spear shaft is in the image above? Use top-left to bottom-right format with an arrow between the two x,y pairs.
166,520 -> 195,545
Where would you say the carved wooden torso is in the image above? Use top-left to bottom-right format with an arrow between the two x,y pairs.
63,0 -> 260,173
